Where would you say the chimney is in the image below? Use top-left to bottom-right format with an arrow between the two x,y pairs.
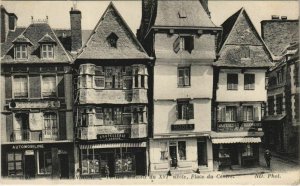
199,0 -> 210,17
70,7 -> 82,52
1,5 -> 17,43
271,15 -> 280,20
8,13 -> 18,30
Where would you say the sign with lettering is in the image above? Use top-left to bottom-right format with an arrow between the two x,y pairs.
97,133 -> 129,140
171,124 -> 195,131
12,144 -> 44,149
10,100 -> 60,109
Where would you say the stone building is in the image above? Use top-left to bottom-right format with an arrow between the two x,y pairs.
73,3 -> 151,178
138,0 -> 221,174
212,8 -> 273,170
261,17 -> 299,157
0,5 -> 74,178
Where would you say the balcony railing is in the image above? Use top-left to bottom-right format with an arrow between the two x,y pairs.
216,121 -> 262,132
10,130 -> 59,142
11,130 -> 31,141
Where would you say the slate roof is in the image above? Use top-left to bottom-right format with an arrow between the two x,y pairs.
38,33 -> 56,43
153,0 -> 217,28
1,23 -> 72,64
12,34 -> 33,44
77,2 -> 149,60
214,8 -> 274,68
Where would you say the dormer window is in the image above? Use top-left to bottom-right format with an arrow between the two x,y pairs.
107,33 -> 119,48
41,44 -> 54,59
178,10 -> 187,18
15,44 -> 28,60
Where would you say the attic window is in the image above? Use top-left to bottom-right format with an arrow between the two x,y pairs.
107,33 -> 119,48
41,44 -> 54,59
178,10 -> 187,18
15,44 -> 28,60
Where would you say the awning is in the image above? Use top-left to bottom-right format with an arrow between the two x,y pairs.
263,114 -> 286,121
79,142 -> 147,149
212,137 -> 261,144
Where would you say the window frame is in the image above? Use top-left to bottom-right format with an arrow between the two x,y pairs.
7,152 -> 23,176
41,44 -> 54,59
178,67 -> 191,87
243,105 -> 254,121
227,73 -> 238,90
177,100 -> 194,120
41,75 -> 57,98
14,44 -> 28,60
43,112 -> 58,140
244,74 -> 255,90
13,75 -> 29,98
225,106 -> 238,122
37,150 -> 52,175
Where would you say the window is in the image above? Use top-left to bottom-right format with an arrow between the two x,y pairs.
43,113 -> 58,139
160,142 -> 168,160
242,144 -> 253,157
227,74 -> 238,90
81,149 -> 100,175
277,69 -> 284,84
41,44 -> 54,59
244,74 -> 255,90
178,67 -> 190,87
95,108 -> 104,125
14,75 -> 28,98
38,151 -> 52,174
115,150 -> 135,173
42,76 -> 56,97
94,77 -> 105,88
132,106 -> 146,124
226,106 -> 237,121
243,106 -> 253,121
178,141 -> 186,160
276,94 -> 283,114
107,33 -> 119,48
177,100 -> 194,120
268,96 -> 275,115
105,67 -> 123,89
181,36 -> 194,53
15,44 -> 27,59
7,152 -> 23,176
13,113 -> 29,141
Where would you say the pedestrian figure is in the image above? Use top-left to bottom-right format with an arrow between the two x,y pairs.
104,164 -> 110,178
75,168 -> 81,179
264,149 -> 272,168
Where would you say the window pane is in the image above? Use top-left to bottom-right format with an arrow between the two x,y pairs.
94,76 -> 105,88
227,74 -> 238,90
42,76 -> 56,96
14,76 -> 28,97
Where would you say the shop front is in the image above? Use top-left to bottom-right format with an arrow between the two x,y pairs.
212,137 -> 261,170
1,142 -> 74,179
78,142 -> 147,178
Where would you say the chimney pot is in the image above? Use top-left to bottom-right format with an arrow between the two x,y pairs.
271,15 -> 280,20
281,16 -> 287,20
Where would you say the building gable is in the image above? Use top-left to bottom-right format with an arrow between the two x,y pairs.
77,2 -> 149,60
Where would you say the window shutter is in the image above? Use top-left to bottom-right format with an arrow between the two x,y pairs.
187,37 -> 194,53
5,76 -> 12,99
176,104 -> 179,119
188,103 -> 194,119
221,107 -> 226,122
29,75 -> 41,98
237,106 -> 243,122
254,106 -> 259,121
6,114 -> 13,142
217,106 -> 221,122
58,112 -> 66,140
173,36 -> 181,53
57,75 -> 64,97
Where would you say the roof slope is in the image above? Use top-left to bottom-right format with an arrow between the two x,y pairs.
1,23 -> 72,64
215,8 -> 274,68
153,0 -> 217,28
77,2 -> 149,60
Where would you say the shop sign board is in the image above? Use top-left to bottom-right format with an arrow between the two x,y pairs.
171,124 -> 195,131
12,144 -> 44,149
96,133 -> 129,140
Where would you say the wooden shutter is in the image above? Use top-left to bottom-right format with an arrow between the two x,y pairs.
221,107 -> 226,122
5,76 -> 12,99
188,103 -> 194,119
57,75 -> 64,97
218,106 -> 226,122
173,36 -> 181,53
187,36 -> 194,53
58,112 -> 66,140
29,75 -> 41,98
6,114 -> 13,141
176,104 -> 180,119
237,106 -> 243,122
254,106 -> 259,121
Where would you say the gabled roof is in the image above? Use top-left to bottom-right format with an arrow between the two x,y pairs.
153,0 -> 217,28
12,34 -> 33,45
77,2 -> 149,60
215,8 -> 274,68
38,33 -> 56,43
1,23 -> 72,63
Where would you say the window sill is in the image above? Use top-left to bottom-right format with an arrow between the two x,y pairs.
244,89 -> 255,91
227,89 -> 238,91
178,85 -> 191,88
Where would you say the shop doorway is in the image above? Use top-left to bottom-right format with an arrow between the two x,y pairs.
24,155 -> 35,179
197,141 -> 207,166
100,153 -> 115,177
59,154 -> 69,179
169,144 -> 177,168
135,151 -> 146,175
230,146 -> 239,165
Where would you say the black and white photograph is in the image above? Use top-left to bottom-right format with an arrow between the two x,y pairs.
0,0 -> 299,185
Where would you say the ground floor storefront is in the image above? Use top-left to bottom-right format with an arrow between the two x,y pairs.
77,142 -> 147,178
212,139 -> 260,170
1,142 -> 74,179
148,137 -> 213,175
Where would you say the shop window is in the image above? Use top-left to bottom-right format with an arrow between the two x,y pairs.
160,142 -> 168,161
7,152 -> 23,176
43,113 -> 58,139
42,75 -> 56,97
14,75 -> 28,98
41,44 -> 54,59
276,94 -> 283,114
225,106 -> 237,121
81,149 -> 100,175
178,67 -> 190,87
15,44 -> 28,60
38,150 -> 52,174
244,74 -> 255,90
115,149 -> 135,174
227,74 -> 238,90
178,141 -> 186,160
243,106 -> 253,121
268,96 -> 275,115
177,100 -> 194,120
242,144 -> 253,157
